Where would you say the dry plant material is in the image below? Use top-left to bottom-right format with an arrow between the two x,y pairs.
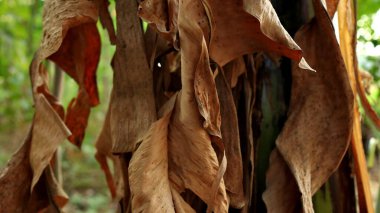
202,0 -> 312,70
111,0 -> 157,154
326,0 -> 340,18
215,71 -> 245,208
0,0 -> 100,210
338,0 -> 375,211
264,0 -> 353,212
95,0 -> 117,45
49,22 -> 101,147
129,0 -> 229,211
95,99 -> 124,200
138,0 -> 179,46
1,0 -> 370,211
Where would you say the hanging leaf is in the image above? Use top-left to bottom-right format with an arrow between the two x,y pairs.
0,0 -> 100,211
264,0 -> 353,212
95,0 -> 117,44
138,0 -> 179,46
48,21 -> 101,147
95,97 -> 124,200
201,0 -> 313,70
111,0 -> 157,154
263,149 -> 301,212
129,0 -> 228,211
338,0 -> 375,211
215,71 -> 245,208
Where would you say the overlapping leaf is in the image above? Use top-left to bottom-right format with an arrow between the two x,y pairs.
201,0 -> 313,70
129,0 -> 228,211
48,21 -> 101,147
138,0 -> 179,46
263,0 -> 353,212
215,71 -> 245,208
0,0 -> 101,210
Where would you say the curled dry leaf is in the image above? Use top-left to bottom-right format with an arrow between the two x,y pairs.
30,95 -> 71,189
194,45 -> 221,137
0,0 -> 100,210
111,0 -> 157,153
129,0 -> 228,211
138,0 -> 179,46
29,0 -> 100,187
264,0 -> 353,212
223,58 -> 246,88
263,149 -> 301,213
0,129 -> 68,212
95,0 -> 117,44
49,21 -> 101,147
95,97 -> 124,200
215,71 -> 245,208
201,0 -> 313,70
130,92 -> 228,213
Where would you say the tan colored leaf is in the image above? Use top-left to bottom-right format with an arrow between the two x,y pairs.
262,149 -> 300,213
130,92 -> 228,212
264,0 -> 353,212
129,0 -> 228,211
0,1 -> 101,209
30,95 -> 71,189
178,0 -> 228,209
194,45 -> 221,137
215,71 -> 245,208
138,0 -> 179,45
111,0 -> 157,153
95,97 -> 124,200
223,58 -> 246,88
201,0 -> 313,70
28,0 -> 100,189
0,129 -> 68,212
129,95 -> 179,213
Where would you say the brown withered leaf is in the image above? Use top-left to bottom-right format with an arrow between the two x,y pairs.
129,0 -> 228,210
264,0 -> 353,212
179,0 -> 219,138
49,21 -> 101,147
215,71 -> 245,208
223,58 -> 246,88
194,46 -> 221,137
30,95 -> 71,189
95,97 -> 124,200
28,0 -> 99,188
111,0 -> 157,153
263,149 -> 301,213
129,95 -> 182,213
95,0 -> 117,44
0,1 -> 100,210
0,129 -> 34,212
0,129 -> 68,212
138,0 -> 179,46
130,92 -> 228,212
326,0 -> 340,18
338,0 -> 375,210
202,0 -> 313,70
